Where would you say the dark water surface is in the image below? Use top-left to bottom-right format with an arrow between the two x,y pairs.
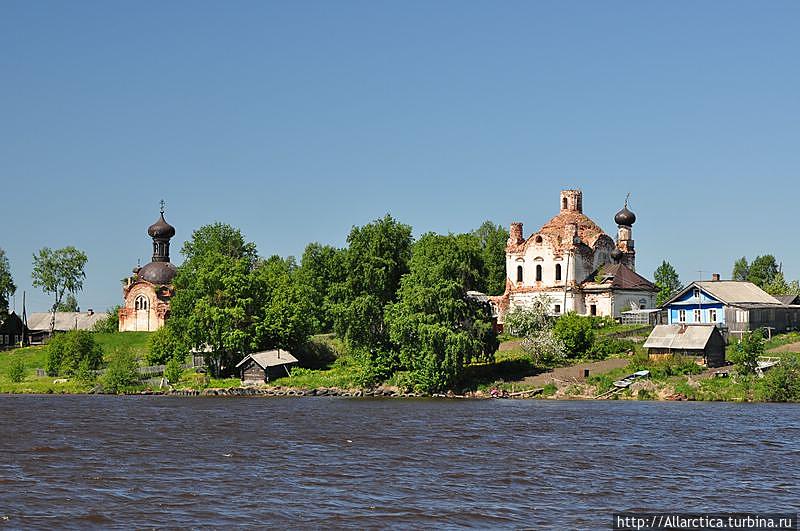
1,396 -> 799,529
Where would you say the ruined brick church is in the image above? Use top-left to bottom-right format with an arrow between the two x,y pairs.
490,189 -> 657,326
118,205 -> 177,332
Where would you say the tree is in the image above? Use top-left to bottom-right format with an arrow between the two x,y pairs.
92,306 -> 122,333
55,293 -> 79,312
386,233 -> 498,393
0,248 -> 15,316
299,243 -> 347,333
505,294 -> 566,367
730,329 -> 764,375
747,255 -> 779,289
732,257 -> 749,282
553,313 -> 595,359
333,214 -> 413,352
147,325 -> 188,365
46,330 -> 103,377
164,357 -> 184,384
471,221 -> 509,295
32,246 -> 88,334
8,357 -> 25,383
102,349 -> 140,393
654,260 -> 683,306
181,222 -> 258,264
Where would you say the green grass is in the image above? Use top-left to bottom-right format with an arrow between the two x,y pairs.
0,345 -> 93,393
94,332 -> 151,361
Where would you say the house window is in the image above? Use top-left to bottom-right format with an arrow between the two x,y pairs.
639,298 -> 647,309
134,295 -> 150,311
694,309 -> 702,322
555,264 -> 562,281
536,265 -> 542,282
516,265 -> 523,283
693,288 -> 701,299
554,304 -> 561,314
590,304 -> 597,316
679,310 -> 686,322
709,309 -> 717,322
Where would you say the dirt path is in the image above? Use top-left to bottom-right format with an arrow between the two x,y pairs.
768,342 -> 800,353
519,357 -> 630,387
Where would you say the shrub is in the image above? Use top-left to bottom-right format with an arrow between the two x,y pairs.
91,306 -> 121,333
553,313 -> 595,358
46,330 -> 103,376
757,355 -> 800,402
730,330 -> 764,375
147,326 -> 187,365
102,349 -> 140,393
74,357 -> 96,385
8,357 -> 25,383
587,336 -> 635,360
164,357 -> 184,384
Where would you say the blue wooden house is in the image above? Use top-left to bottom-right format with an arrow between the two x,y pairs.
662,277 -> 800,334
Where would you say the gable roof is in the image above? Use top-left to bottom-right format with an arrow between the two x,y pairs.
26,312 -> 109,332
775,295 -> 800,306
583,263 -> 656,291
663,281 -> 781,307
235,349 -> 299,369
644,324 -> 720,350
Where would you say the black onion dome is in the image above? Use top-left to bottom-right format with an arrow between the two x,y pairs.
138,261 -> 177,285
614,206 -> 636,226
148,213 -> 176,239
610,248 -> 624,262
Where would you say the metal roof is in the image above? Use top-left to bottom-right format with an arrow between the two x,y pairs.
26,312 -> 109,332
644,324 -> 719,350
235,349 -> 299,369
663,281 -> 782,307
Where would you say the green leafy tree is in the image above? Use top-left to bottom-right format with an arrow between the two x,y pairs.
747,255 -> 779,289
252,255 -> 318,352
181,222 -> 258,264
32,246 -> 88,334
46,330 -> 103,376
74,357 -> 96,385
505,295 -> 566,367
55,293 -> 79,312
654,260 -> 683,306
757,354 -> 800,402
553,313 -> 595,359
147,325 -> 188,365
730,329 -> 764,375
333,214 -> 413,353
386,233 -> 498,393
732,257 -> 749,282
298,243 -> 347,333
471,221 -> 509,295
0,248 -> 16,316
102,349 -> 140,393
8,357 -> 25,383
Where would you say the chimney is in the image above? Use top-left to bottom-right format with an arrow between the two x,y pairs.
711,273 -> 720,282
508,222 -> 524,245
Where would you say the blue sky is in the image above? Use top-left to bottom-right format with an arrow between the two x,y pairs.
2,1 -> 799,312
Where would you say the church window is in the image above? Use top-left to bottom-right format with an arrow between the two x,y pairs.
516,265 -> 523,283
554,304 -> 561,314
536,265 -> 542,282
535,235 -> 543,244
555,264 -> 562,281
135,295 -> 150,311
590,304 -> 597,316
562,197 -> 568,210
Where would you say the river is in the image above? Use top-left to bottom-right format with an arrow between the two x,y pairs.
1,396 -> 798,529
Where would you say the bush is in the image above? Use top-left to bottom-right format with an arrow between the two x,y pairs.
46,330 -> 103,376
730,330 -> 764,375
553,313 -> 595,358
8,357 -> 25,383
164,357 -> 183,384
757,355 -> 800,402
147,326 -> 187,365
74,357 -> 96,385
587,336 -> 635,360
102,349 -> 140,393
91,306 -> 120,333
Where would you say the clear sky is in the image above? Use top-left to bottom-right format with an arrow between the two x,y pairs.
2,1 -> 799,312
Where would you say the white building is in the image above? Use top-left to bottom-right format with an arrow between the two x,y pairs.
490,189 -> 657,325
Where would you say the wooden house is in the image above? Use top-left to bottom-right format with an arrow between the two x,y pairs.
644,324 -> 726,367
0,312 -> 26,349
236,350 -> 299,384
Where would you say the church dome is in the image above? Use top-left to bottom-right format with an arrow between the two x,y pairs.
614,206 -> 636,226
148,213 -> 176,239
138,261 -> 177,285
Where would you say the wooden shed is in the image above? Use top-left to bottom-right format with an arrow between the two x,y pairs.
236,349 -> 299,384
643,324 -> 726,368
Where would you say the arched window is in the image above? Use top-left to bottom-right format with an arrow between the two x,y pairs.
134,295 -> 150,311
555,264 -> 562,281
535,235 -> 543,244
536,265 -> 542,282
516,265 -> 523,283
562,197 -> 568,210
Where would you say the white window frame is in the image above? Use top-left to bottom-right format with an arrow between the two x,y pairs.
694,309 -> 702,322
679,310 -> 686,323
709,309 -> 717,322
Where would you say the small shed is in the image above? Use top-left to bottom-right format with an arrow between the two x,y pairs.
236,349 -> 299,384
643,324 -> 726,368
